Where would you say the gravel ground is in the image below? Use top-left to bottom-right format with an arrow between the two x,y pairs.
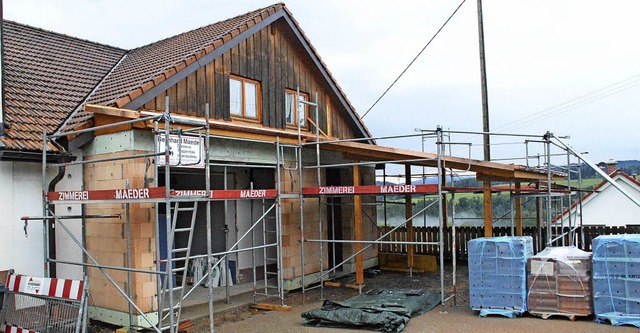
193,264 -> 637,333
89,264 -> 638,332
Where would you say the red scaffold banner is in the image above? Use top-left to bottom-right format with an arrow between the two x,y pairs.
48,187 -> 167,201
301,184 -> 438,196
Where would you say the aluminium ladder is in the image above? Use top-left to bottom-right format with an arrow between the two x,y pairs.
159,201 -> 198,331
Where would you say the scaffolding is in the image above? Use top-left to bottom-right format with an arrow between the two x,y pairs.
27,89 -> 640,332
32,98 -> 290,333
290,120 -> 632,308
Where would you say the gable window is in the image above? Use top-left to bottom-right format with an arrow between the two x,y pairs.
230,76 -> 260,119
285,89 -> 309,127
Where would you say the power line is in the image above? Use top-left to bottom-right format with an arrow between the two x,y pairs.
449,73 -> 640,154
495,73 -> 640,133
361,0 -> 467,119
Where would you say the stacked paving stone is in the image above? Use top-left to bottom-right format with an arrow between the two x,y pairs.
527,246 -> 592,318
468,236 -> 533,317
592,234 -> 640,327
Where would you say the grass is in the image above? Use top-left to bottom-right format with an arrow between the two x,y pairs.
555,177 -> 603,189
404,177 -> 604,205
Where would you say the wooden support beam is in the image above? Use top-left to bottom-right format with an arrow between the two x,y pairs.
353,164 -> 364,286
405,165 -> 414,270
251,303 -> 293,312
307,118 -> 330,138
441,166 -> 448,230
515,182 -> 523,236
483,181 -> 493,237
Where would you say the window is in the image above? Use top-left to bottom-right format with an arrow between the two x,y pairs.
285,89 -> 309,127
230,76 -> 260,119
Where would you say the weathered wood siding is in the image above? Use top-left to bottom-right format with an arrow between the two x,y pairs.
141,19 -> 360,140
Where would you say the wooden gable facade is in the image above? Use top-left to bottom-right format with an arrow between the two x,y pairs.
130,15 -> 366,142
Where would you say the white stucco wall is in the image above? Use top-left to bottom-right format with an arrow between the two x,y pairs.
0,161 -> 50,277
0,152 -> 84,279
563,176 -> 640,226
53,150 -> 84,279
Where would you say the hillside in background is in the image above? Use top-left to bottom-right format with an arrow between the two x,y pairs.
376,159 -> 639,227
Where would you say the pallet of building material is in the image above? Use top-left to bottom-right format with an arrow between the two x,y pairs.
468,236 -> 533,318
527,246 -> 593,318
592,234 -> 640,328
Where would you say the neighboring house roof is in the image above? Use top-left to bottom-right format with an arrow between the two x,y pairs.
555,170 -> 640,223
0,3 -> 372,155
0,20 -> 126,152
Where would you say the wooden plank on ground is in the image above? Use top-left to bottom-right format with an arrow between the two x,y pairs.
251,303 -> 292,312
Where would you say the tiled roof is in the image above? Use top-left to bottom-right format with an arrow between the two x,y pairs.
84,2 -> 371,140
88,4 -> 285,108
0,20 -> 125,152
2,2 -> 372,154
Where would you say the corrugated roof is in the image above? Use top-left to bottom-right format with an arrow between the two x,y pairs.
0,20 -> 126,152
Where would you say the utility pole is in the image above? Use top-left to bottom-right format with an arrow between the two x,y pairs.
477,0 -> 490,159
477,0 -> 492,237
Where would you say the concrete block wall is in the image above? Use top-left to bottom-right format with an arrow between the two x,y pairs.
339,167 -> 378,265
279,162 -> 378,282
280,162 -> 328,280
84,150 -> 156,314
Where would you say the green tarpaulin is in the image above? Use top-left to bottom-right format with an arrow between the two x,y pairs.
301,289 -> 440,332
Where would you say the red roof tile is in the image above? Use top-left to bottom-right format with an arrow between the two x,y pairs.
2,2 -> 372,154
88,4 -> 285,107
0,20 -> 125,152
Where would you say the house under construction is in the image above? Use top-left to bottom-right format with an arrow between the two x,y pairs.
1,3 -> 626,333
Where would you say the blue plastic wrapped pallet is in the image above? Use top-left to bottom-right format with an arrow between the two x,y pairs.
592,234 -> 640,328
468,236 -> 533,318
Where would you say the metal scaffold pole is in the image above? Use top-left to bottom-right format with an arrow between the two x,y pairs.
314,92 -> 324,300
153,118 -> 162,328
276,137 -> 285,304
545,132 -> 552,247
297,88 -> 306,298
436,126 -> 445,306
205,103 -> 215,333
163,96 -> 175,333
566,149 -> 573,245
41,130 -> 49,278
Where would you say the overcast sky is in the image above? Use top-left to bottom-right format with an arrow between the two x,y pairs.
5,0 -> 640,165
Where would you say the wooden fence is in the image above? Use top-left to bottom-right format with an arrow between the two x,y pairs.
378,225 -> 640,261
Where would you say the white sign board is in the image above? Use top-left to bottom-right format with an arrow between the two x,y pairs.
155,134 -> 205,168
530,260 -> 554,276
25,277 -> 43,294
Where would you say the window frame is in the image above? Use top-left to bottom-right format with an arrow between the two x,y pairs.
229,75 -> 261,121
285,89 -> 310,128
